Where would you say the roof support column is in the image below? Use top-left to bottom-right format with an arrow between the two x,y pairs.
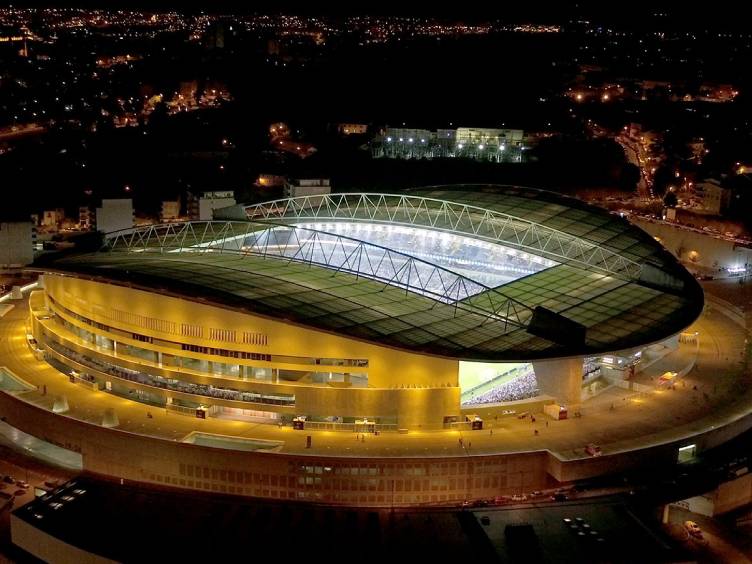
532,358 -> 582,408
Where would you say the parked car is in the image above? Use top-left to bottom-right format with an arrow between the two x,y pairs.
2,476 -> 15,484
551,493 -> 568,502
511,494 -> 528,502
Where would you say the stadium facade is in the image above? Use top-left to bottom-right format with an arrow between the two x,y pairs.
28,186 -> 703,431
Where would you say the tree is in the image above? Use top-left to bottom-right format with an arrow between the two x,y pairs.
663,191 -> 678,208
618,163 -> 641,192
653,165 -> 675,197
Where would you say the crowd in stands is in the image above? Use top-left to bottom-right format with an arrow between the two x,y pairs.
463,371 -> 539,405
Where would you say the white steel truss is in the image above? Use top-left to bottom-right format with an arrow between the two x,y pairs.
243,193 -> 643,280
104,221 -> 536,332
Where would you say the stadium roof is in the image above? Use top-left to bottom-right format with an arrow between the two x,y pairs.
48,186 -> 703,361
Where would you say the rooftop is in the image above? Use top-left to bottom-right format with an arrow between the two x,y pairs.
47,186 -> 703,361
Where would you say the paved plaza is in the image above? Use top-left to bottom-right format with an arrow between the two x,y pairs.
1,286 -> 749,462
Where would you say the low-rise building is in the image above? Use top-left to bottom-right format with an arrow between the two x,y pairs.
41,209 -> 65,230
78,207 -> 94,231
188,191 -> 236,221
161,200 -> 181,222
337,123 -> 368,135
256,174 -> 286,188
376,126 -> 527,162
0,221 -> 35,267
694,179 -> 731,215
95,199 -> 134,234
283,178 -> 331,199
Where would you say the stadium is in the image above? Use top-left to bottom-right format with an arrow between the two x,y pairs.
3,184 -> 737,507
27,186 -> 702,429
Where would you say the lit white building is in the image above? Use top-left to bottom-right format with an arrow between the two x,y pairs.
378,126 -> 526,162
455,127 -> 524,148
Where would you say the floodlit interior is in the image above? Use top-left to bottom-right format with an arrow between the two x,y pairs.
459,361 -> 538,405
287,222 -> 556,289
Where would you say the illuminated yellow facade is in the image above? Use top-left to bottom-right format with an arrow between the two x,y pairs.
33,274 -> 461,429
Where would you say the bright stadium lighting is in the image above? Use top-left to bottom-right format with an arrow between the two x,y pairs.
478,144 -> 484,150
276,221 -> 556,295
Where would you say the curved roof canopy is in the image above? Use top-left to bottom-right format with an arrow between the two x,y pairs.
51,185 -> 703,361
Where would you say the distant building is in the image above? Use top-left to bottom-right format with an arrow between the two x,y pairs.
161,200 -> 181,222
96,199 -> 134,234
697,83 -> 738,103
269,122 -> 290,140
78,206 -> 94,231
284,178 -> 331,199
375,126 -> 526,163
256,174 -> 286,188
41,209 -> 65,230
337,123 -> 368,135
188,191 -> 236,221
694,179 -> 731,215
455,127 -> 524,148
275,139 -> 317,158
0,221 -> 35,267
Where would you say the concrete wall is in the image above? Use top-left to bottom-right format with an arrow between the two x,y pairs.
714,473 -> 752,515
95,199 -> 134,234
11,515 -> 117,564
632,217 -> 752,272
0,390 -> 550,507
40,275 -> 461,428
532,358 -> 583,406
0,222 -> 34,267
